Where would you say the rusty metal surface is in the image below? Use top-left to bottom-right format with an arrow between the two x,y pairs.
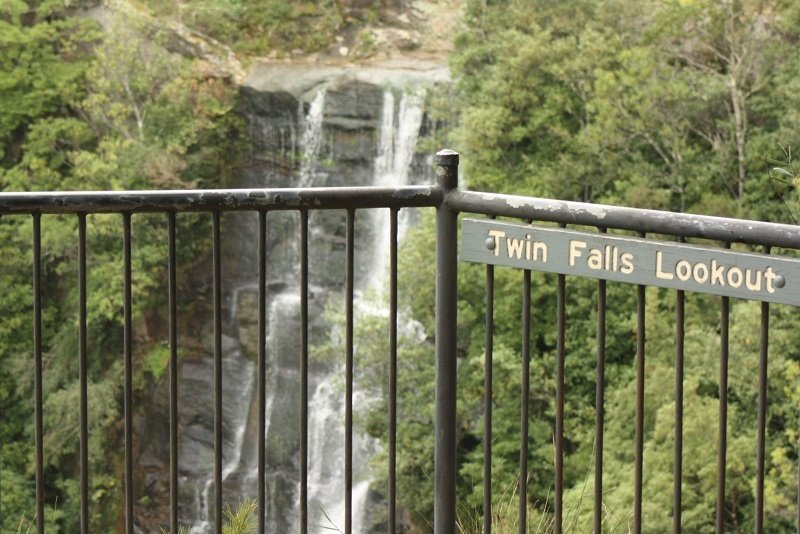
448,190 -> 800,249
0,185 -> 441,214
435,149 -> 459,534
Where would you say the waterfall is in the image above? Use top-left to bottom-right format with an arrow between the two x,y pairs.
306,376 -> 350,532
374,89 -> 425,190
368,89 -> 425,290
299,88 -> 327,187
305,371 -> 380,533
296,87 -> 426,533
187,352 -> 256,533
176,79 -> 429,533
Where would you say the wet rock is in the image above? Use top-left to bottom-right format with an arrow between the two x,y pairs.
137,352 -> 256,526
136,62 -> 445,532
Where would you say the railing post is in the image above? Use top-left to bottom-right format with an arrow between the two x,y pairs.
435,149 -> 459,534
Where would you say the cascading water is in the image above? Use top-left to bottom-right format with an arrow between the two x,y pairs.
187,351 -> 256,533
301,87 -> 426,532
295,85 -> 423,534
305,374 -> 379,533
368,89 -> 425,290
299,88 -> 328,187
373,89 -> 425,190
172,76 -> 432,533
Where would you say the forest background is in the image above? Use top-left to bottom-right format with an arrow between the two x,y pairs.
1,0 -> 800,532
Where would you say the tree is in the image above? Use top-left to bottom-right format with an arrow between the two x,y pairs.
450,0 -> 800,220
648,0 -> 798,214
380,0 -> 800,530
0,1 -> 97,164
0,2 -> 246,529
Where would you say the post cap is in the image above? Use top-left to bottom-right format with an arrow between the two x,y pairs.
435,149 -> 459,167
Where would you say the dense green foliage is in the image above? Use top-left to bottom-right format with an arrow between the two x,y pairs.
0,1 -> 245,531
3,0 -> 800,531
357,0 -> 800,532
453,0 -> 800,218
138,0 -> 384,56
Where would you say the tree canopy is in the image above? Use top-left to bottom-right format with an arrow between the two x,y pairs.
0,1 -> 245,530
452,0 -> 800,219
366,0 -> 800,531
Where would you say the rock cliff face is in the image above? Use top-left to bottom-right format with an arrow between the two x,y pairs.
135,62 -> 448,532
240,61 -> 449,184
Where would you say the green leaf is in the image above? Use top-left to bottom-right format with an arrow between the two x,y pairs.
772,167 -> 794,177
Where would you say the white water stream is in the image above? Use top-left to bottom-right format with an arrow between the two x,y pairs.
299,88 -> 328,187
189,353 -> 255,533
185,84 -> 426,533
297,85 -> 426,533
306,374 -> 379,532
368,89 -> 425,290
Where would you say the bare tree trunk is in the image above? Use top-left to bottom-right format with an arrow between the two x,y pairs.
122,79 -> 146,142
730,75 -> 748,213
725,0 -> 748,214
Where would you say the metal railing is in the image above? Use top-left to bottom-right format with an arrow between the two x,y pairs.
2,149 -> 800,533
437,151 -> 800,534
2,185 -> 439,534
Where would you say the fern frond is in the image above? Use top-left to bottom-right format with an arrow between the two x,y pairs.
222,499 -> 258,534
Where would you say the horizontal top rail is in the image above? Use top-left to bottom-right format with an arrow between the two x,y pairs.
449,189 -> 800,250
4,181 -> 799,249
0,185 -> 442,214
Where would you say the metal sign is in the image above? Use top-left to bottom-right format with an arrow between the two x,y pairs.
461,218 -> 800,305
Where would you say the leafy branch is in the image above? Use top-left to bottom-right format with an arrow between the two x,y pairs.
766,144 -> 799,223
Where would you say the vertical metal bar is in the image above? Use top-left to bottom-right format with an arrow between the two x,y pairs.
716,245 -> 730,534
519,268 -> 531,534
78,214 -> 89,534
594,228 -> 607,534
484,254 -> 494,534
345,208 -> 355,534
258,211 -> 267,534
674,289 -> 685,534
756,245 -> 770,533
123,214 -> 134,534
213,211 -> 223,533
300,209 -> 309,534
33,214 -> 44,534
434,149 -> 459,534
555,268 -> 566,534
633,233 -> 646,534
168,212 -> 178,534
389,208 -> 398,534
